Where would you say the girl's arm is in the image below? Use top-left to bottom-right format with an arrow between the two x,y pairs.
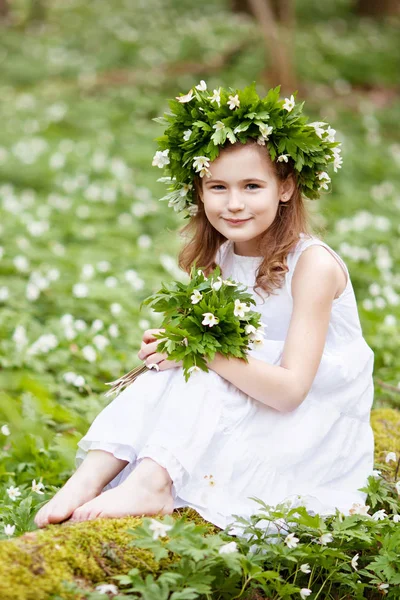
208,246 -> 345,413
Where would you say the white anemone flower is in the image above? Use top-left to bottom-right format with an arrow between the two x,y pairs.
1,424 -> 11,436
309,121 -> 327,138
227,94 -> 240,110
284,532 -> 299,549
259,124 -> 273,139
244,324 -> 257,335
393,514 -> 400,523
283,95 -> 295,112
300,589 -> 312,599
95,584 -> 119,595
176,89 -> 194,103
183,129 -> 192,141
300,563 -> 311,574
208,88 -> 221,107
213,120 -> 225,132
187,204 -> 199,217
199,167 -> 212,178
195,80 -> 207,91
219,541 -> 238,554
31,480 -> 45,494
317,171 -> 331,190
385,451 -> 397,463
395,481 -> 400,494
233,299 -> 251,318
377,583 -> 389,591
152,149 -> 170,168
351,553 -> 360,570
202,312 -> 219,327
349,503 -> 370,516
212,276 -> 223,291
371,509 -> 387,521
6,486 -> 21,501
188,365 -> 201,374
277,154 -> 290,163
191,289 -> 202,304
193,156 -> 210,172
319,533 -> 333,545
148,518 -> 173,540
326,126 -> 336,142
4,524 -> 16,536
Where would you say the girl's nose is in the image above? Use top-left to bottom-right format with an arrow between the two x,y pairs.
227,190 -> 245,210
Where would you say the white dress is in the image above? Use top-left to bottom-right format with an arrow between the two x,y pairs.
76,234 -> 375,530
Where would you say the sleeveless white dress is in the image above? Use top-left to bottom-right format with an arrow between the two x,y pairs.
76,234 -> 375,530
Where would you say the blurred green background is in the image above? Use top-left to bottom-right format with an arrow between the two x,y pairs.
0,0 -> 399,535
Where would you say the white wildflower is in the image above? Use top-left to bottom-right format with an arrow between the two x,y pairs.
351,553 -> 360,570
81,264 -> 95,279
309,121 -> 327,138
219,541 -> 238,554
199,167 -> 212,178
73,283 -> 88,298
227,94 -> 240,110
31,480 -> 45,494
82,345 -> 97,363
349,503 -> 370,516
191,289 -> 202,304
152,149 -> 170,168
259,124 -> 273,140
148,518 -> 173,540
319,533 -> 333,545
93,335 -> 110,351
300,589 -> 312,599
385,451 -> 397,463
74,319 -> 87,332
1,424 -> 10,436
110,303 -> 122,316
4,524 -> 15,537
91,319 -> 104,333
326,126 -> 336,142
377,583 -> 389,591
95,584 -> 119,596
193,156 -> 210,172
12,325 -> 28,350
195,80 -> 207,91
213,120 -> 225,132
202,313 -> 219,327
284,532 -> 299,549
393,514 -> 400,523
317,171 -> 331,190
6,486 -> 21,501
395,481 -> 400,494
371,509 -> 387,521
176,89 -> 194,103
108,324 -> 119,338
187,204 -> 199,216
245,324 -> 257,335
277,154 -> 290,163
188,365 -> 201,374
212,276 -> 223,291
300,563 -> 311,574
283,95 -> 295,112
233,299 -> 251,319
208,88 -> 221,107
183,129 -> 192,141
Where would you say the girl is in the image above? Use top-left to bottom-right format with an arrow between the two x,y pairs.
35,84 -> 375,530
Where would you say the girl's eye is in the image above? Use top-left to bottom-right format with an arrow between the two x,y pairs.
246,183 -> 260,190
211,185 -> 225,190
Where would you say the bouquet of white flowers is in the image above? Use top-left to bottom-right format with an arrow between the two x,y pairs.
104,265 -> 265,397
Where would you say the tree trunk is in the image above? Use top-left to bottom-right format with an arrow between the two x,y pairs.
246,0 -> 296,92
0,0 -> 9,19
356,0 -> 400,16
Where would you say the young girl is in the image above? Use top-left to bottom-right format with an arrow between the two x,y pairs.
35,83 -> 375,530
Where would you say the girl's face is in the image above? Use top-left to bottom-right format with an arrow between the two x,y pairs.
200,143 -> 293,256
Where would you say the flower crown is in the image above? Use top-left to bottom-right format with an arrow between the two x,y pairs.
152,82 -> 342,217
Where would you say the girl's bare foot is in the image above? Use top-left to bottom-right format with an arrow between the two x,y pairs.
34,450 -> 128,528
70,458 -> 174,522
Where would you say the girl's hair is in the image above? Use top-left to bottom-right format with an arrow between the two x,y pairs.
177,139 -> 315,299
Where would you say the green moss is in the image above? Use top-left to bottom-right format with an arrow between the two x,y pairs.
371,407 -> 400,476
0,509 -> 215,600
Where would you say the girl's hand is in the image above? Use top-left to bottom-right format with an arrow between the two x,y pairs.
137,328 -> 183,372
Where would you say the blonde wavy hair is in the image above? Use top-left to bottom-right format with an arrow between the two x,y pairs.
177,140 -> 315,299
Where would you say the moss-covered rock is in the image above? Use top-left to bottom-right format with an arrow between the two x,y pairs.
0,508 -> 216,600
0,408 -> 399,600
